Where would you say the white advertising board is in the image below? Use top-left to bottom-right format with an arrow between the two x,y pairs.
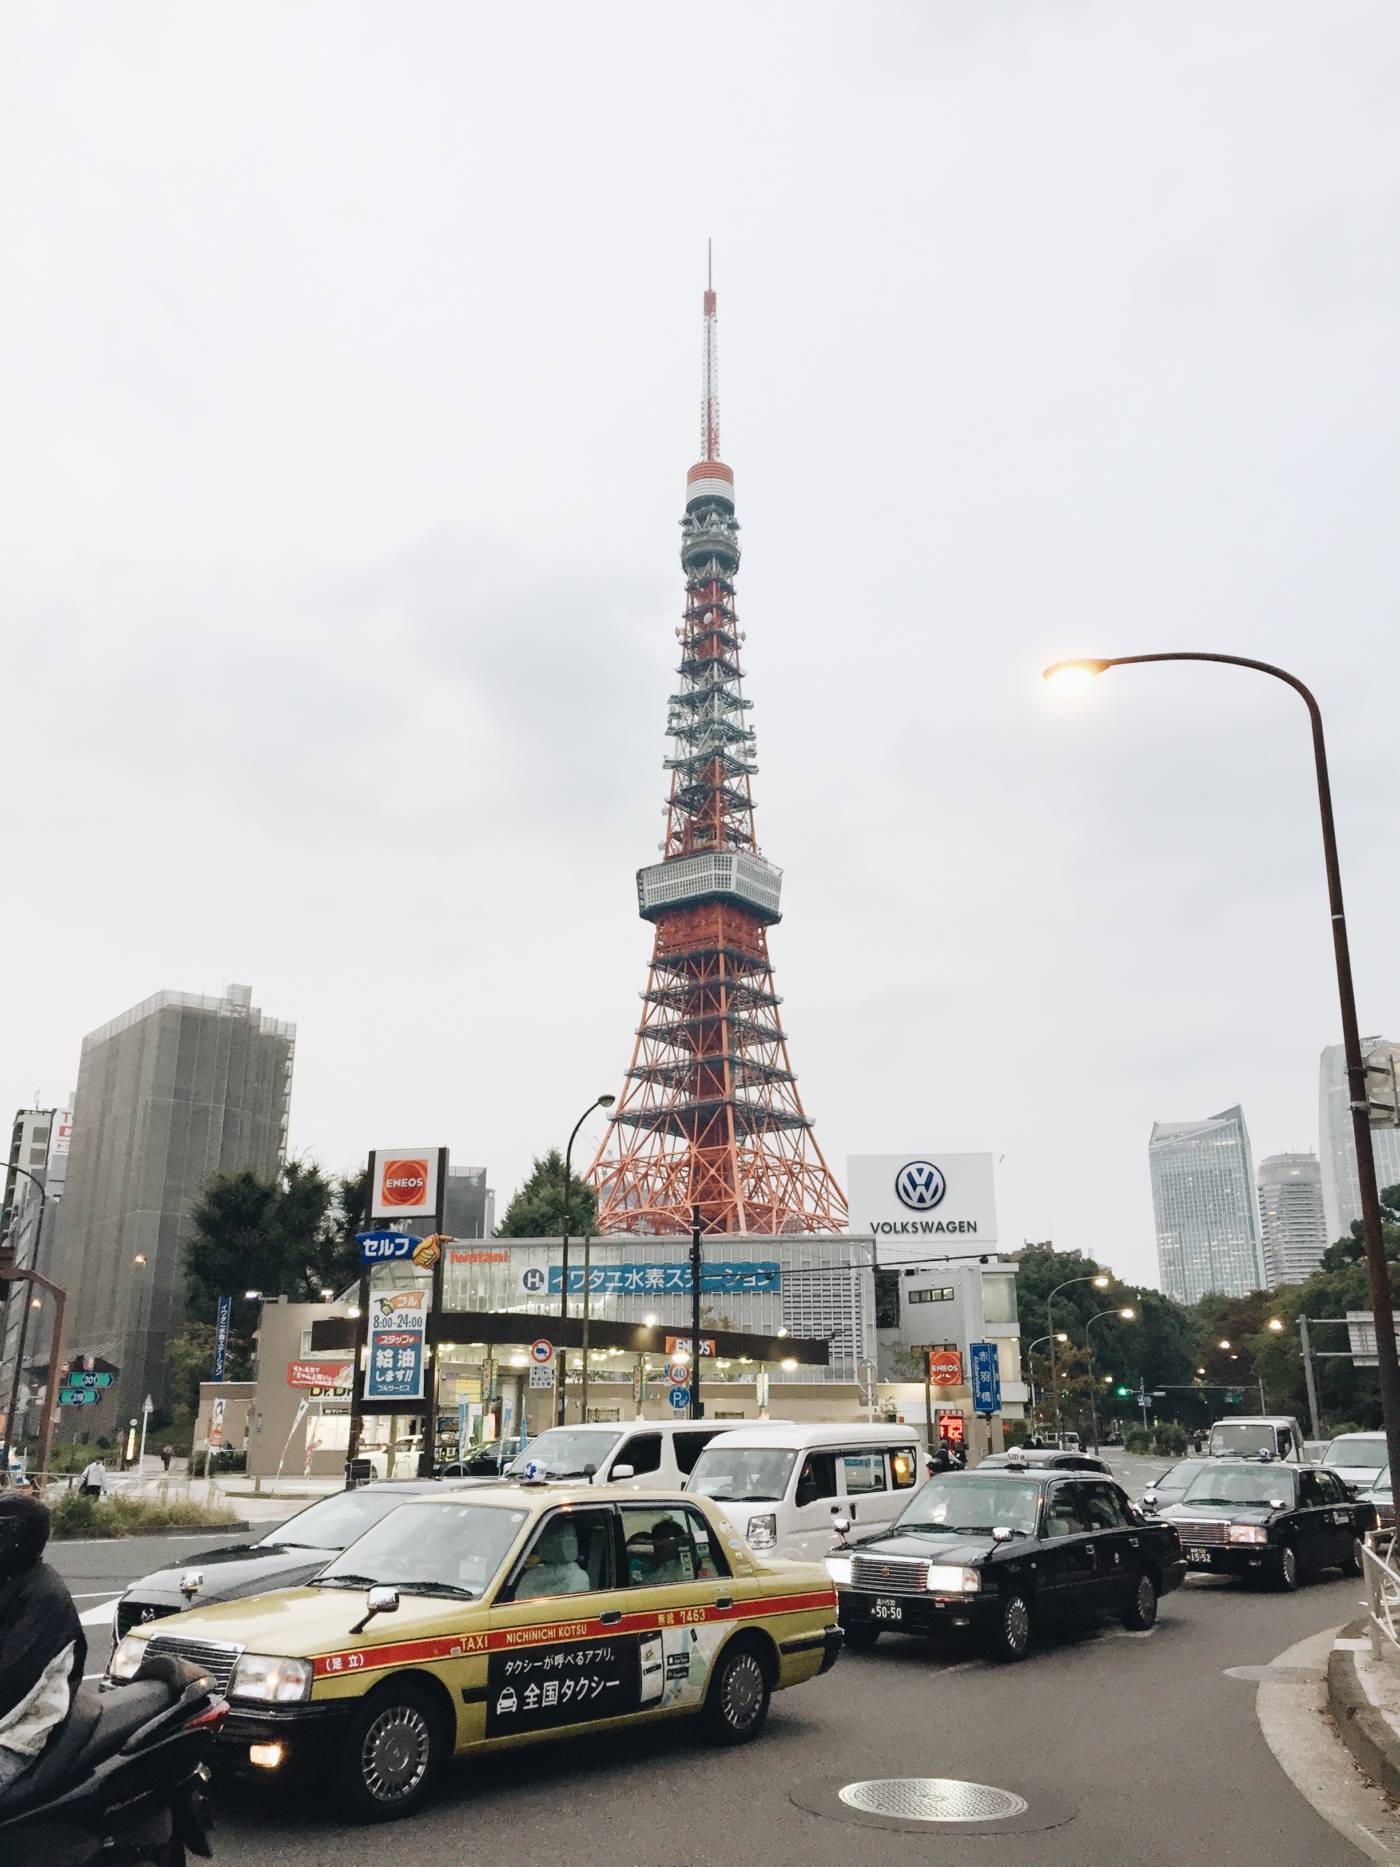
847,1154 -> 998,1261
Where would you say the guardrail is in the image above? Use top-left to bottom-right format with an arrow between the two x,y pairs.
1361,1528 -> 1400,1659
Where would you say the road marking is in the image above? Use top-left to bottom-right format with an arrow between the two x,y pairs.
78,1598 -> 120,1627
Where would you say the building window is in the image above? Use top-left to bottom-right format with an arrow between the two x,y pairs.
874,1269 -> 901,1329
908,1287 -> 954,1305
982,1276 -> 1019,1325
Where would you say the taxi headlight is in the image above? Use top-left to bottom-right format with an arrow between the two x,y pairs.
926,1564 -> 981,1594
1227,1524 -> 1269,1546
825,1556 -> 853,1587
746,1513 -> 777,1550
229,1654 -> 314,1705
108,1634 -> 148,1682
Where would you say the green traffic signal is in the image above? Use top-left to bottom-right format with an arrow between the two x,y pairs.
1114,1384 -> 1131,1397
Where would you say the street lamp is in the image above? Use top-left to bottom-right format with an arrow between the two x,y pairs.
1267,1317 -> 1285,1332
1084,1306 -> 1136,1450
1043,651 -> 1400,1495
557,1095 -> 615,1426
1046,1273 -> 1110,1438
1025,1332 -> 1068,1420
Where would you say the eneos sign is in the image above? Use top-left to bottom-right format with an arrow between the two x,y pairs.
369,1147 -> 444,1219
928,1349 -> 963,1387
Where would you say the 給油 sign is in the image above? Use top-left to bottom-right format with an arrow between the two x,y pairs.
365,1289 -> 430,1402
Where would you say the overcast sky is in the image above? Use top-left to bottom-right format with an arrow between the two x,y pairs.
5,3 -> 1399,1288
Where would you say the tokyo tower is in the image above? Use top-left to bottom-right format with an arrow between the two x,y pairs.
590,266 -> 847,1235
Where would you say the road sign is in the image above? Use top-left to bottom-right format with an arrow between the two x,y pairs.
969,1341 -> 1001,1414
928,1349 -> 963,1387
61,1371 -> 113,1390
58,1390 -> 98,1408
529,1339 -> 554,1366
667,1385 -> 690,1411
666,1361 -> 690,1386
528,1363 -> 555,1389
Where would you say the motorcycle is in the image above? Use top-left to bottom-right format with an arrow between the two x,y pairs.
0,1652 -> 227,1866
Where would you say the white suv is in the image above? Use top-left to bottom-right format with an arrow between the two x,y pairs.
501,1419 -> 751,1489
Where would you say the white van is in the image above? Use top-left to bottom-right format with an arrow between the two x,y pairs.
499,1418 -> 752,1490
684,1424 -> 923,1559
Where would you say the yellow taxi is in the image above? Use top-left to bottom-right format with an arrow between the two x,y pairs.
105,1483 -> 842,1821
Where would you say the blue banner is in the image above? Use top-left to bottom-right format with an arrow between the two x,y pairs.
518,1261 -> 780,1297
213,1296 -> 231,1382
969,1341 -> 1001,1414
357,1229 -> 419,1264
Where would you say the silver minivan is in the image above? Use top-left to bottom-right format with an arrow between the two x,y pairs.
684,1424 -> 923,1559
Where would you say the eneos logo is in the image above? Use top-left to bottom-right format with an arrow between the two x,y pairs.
895,1160 -> 946,1212
381,1159 -> 429,1208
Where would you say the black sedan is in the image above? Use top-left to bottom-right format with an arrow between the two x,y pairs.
1158,1457 -> 1375,1590
112,1480 -> 474,1638
826,1466 -> 1185,1662
980,1450 -> 1113,1475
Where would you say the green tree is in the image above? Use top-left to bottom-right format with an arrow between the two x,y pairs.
184,1160 -> 365,1320
164,1321 -> 254,1414
496,1149 -> 598,1237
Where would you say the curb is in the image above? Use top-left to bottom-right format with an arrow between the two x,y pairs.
1326,1617 -> 1400,1801
53,1519 -> 253,1542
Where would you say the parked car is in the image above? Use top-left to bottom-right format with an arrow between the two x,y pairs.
1366,1464 -> 1394,1529
1140,1459 -> 1210,1512
1320,1431 -> 1389,1497
979,1450 -> 1112,1475
106,1486 -> 842,1820
1207,1416 -> 1306,1462
1159,1457 -> 1375,1589
826,1466 -> 1184,1661
111,1479 -> 482,1639
437,1438 -> 520,1478
686,1424 -> 922,1558
1304,1439 -> 1332,1466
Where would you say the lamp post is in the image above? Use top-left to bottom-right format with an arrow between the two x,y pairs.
1045,652 -> 1400,1493
1084,1306 -> 1136,1450
1046,1273 -> 1110,1440
557,1095 -> 615,1427
1025,1332 -> 1068,1424
0,1165 -> 52,1477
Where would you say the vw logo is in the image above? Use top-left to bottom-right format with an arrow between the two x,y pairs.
895,1161 -> 946,1212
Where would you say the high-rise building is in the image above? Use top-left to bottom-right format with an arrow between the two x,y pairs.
444,1165 -> 495,1241
49,984 -> 294,1424
1149,1105 -> 1264,1304
0,1106 -> 71,1441
1257,1152 -> 1327,1287
1318,1039 -> 1400,1246
590,269 -> 846,1235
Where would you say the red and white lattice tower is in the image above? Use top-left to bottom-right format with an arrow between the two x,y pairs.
590,269 -> 848,1235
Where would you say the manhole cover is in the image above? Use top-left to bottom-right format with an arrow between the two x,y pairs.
837,1778 -> 1029,1823
1224,1663 -> 1318,1683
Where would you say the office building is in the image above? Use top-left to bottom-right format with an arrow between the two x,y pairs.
1257,1152 -> 1327,1287
50,984 -> 294,1425
444,1165 -> 495,1242
0,1107 -> 71,1442
1319,1039 -> 1400,1246
1149,1105 -> 1265,1304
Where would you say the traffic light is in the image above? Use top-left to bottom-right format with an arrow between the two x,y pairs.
1114,1384 -> 1131,1397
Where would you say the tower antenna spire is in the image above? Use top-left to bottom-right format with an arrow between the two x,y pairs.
701,248 -> 720,463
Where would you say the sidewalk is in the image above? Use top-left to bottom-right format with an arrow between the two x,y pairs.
1326,1617 -> 1400,1798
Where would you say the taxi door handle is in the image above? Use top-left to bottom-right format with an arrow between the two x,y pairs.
599,1611 -> 622,1626
715,1595 -> 734,1610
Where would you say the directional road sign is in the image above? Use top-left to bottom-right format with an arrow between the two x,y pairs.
59,1390 -> 98,1408
969,1341 -> 1002,1414
62,1371 -> 113,1390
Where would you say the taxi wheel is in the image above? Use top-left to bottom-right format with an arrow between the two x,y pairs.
704,1638 -> 772,1745
987,1589 -> 1033,1662
1274,1544 -> 1301,1592
338,1683 -> 445,1822
1344,1537 -> 1365,1577
1120,1569 -> 1158,1631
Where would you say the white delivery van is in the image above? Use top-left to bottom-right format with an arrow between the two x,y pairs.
684,1423 -> 923,1559
499,1418 -> 751,1490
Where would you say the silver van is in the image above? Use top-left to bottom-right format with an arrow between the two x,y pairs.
684,1424 -> 923,1559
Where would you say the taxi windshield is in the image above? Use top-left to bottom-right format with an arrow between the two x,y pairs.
687,1446 -> 798,1503
1181,1466 -> 1294,1509
317,1502 -> 528,1598
504,1428 -> 622,1479
894,1475 -> 1040,1538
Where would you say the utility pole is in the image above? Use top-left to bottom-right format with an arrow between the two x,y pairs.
1298,1314 -> 1322,1440
689,1206 -> 704,1420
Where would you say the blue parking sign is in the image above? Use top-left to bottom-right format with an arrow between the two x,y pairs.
969,1342 -> 1001,1414
667,1385 -> 690,1411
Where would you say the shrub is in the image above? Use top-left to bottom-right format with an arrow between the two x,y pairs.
1155,1424 -> 1188,1456
48,1489 -> 237,1541
1125,1428 -> 1153,1455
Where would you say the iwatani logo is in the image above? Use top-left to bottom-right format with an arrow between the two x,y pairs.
895,1161 -> 946,1212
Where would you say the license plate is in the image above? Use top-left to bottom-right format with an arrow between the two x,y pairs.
1187,1548 -> 1213,1566
872,1597 -> 903,1621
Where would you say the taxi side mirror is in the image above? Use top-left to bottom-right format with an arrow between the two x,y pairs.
991,1526 -> 1014,1543
351,1586 -> 399,1634
1270,1498 -> 1287,1511
1141,1491 -> 1159,1511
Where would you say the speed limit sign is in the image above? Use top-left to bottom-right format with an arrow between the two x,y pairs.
667,1361 -> 689,1386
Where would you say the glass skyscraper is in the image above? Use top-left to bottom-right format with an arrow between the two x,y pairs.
1149,1105 -> 1265,1304
1257,1152 -> 1327,1287
1318,1040 -> 1400,1247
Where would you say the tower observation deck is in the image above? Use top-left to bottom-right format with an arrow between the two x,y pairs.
590,270 -> 848,1235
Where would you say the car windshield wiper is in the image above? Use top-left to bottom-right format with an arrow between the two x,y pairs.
396,1581 -> 476,1599
314,1572 -> 378,1589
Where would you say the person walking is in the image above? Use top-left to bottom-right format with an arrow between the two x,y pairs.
160,1444 -> 174,1473
78,1456 -> 105,1499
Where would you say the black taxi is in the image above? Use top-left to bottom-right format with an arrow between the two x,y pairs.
1156,1456 -> 1376,1589
826,1465 -> 1185,1661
